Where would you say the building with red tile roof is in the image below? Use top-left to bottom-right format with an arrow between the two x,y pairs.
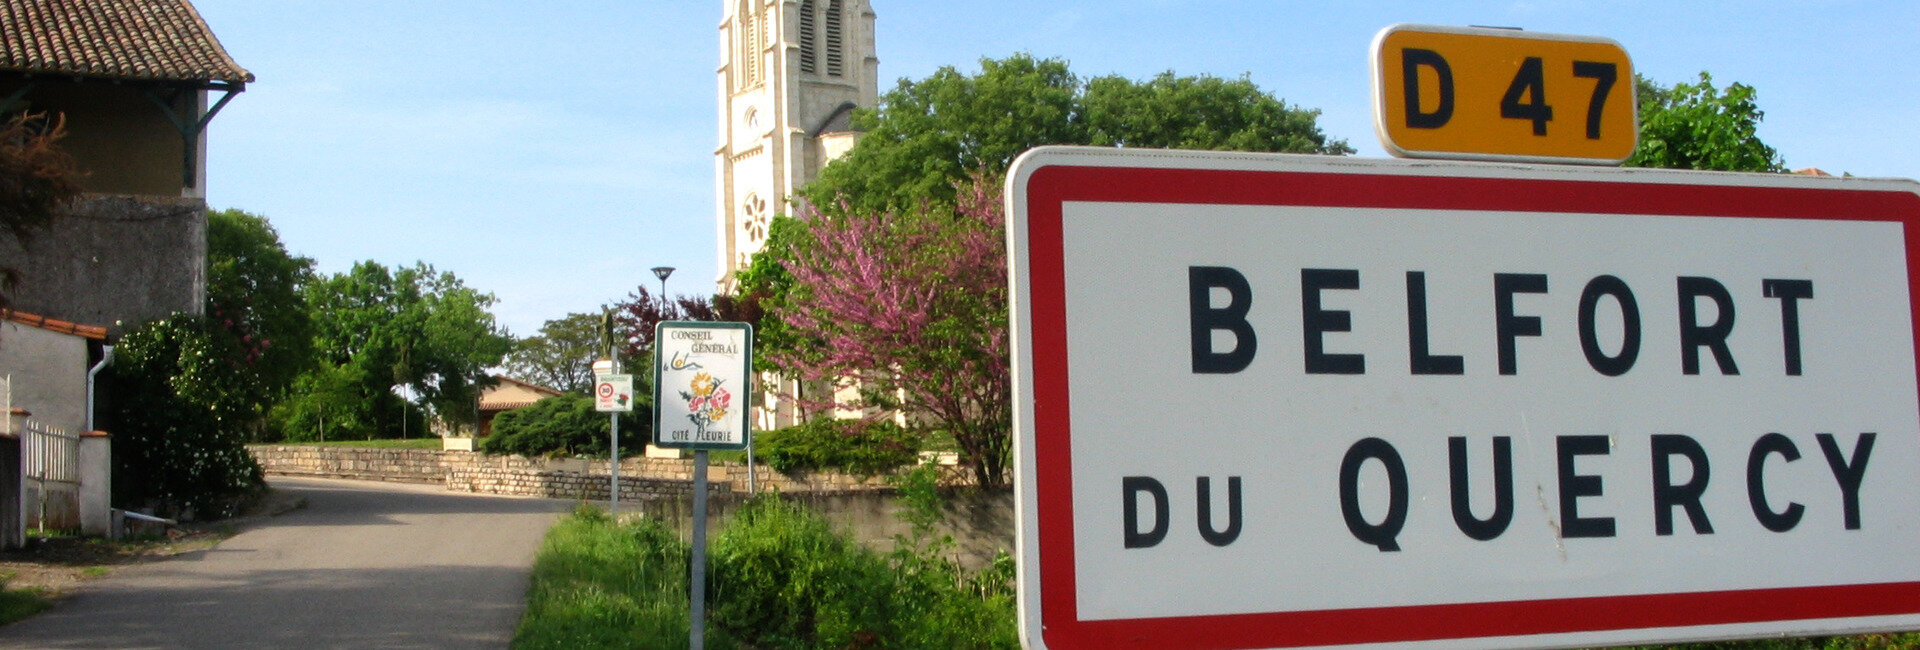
0,0 -> 251,335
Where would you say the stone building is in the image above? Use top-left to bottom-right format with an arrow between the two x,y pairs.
0,0 -> 249,538
0,0 -> 252,334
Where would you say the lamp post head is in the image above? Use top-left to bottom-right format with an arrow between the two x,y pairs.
651,266 -> 676,282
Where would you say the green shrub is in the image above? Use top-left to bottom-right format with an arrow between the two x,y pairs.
709,496 -> 899,648
707,494 -> 1017,649
516,496 -> 1017,649
105,315 -> 266,519
482,395 -> 646,457
513,505 -> 707,649
756,418 -> 921,476
883,463 -> 1020,649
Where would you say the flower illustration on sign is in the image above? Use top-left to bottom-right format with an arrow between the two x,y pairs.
680,371 -> 732,437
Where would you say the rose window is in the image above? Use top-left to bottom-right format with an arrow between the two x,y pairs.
742,193 -> 770,242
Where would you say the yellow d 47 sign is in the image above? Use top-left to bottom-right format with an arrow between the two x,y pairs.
1372,24 -> 1636,165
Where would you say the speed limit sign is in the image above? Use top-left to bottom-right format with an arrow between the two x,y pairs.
594,374 -> 633,412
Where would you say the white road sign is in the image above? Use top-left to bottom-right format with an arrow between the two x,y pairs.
1006,146 -> 1920,649
593,374 -> 633,412
652,321 -> 753,450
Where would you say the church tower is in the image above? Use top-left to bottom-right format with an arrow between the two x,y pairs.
715,0 -> 879,286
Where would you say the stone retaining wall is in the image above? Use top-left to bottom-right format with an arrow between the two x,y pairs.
246,445 -> 1011,567
246,445 -> 973,498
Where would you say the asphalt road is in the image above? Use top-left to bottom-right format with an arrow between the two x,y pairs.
0,477 -> 572,649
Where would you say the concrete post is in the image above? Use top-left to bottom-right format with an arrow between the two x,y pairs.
79,431 -> 111,536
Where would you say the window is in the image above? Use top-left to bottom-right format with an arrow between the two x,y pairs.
742,193 -> 770,243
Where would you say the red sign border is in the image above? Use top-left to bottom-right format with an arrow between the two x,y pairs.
1015,155 -> 1920,649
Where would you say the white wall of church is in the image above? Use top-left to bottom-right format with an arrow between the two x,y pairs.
715,0 -> 878,287
717,0 -> 879,429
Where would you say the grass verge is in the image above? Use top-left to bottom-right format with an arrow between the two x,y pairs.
511,506 -> 712,649
0,579 -> 50,626
513,494 -> 1907,649
514,492 -> 1020,649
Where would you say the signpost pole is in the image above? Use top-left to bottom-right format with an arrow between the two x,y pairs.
600,309 -> 620,515
608,318 -> 620,516
690,449 -> 710,650
609,412 -> 619,515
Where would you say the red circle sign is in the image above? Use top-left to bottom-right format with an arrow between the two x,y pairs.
597,383 -> 614,398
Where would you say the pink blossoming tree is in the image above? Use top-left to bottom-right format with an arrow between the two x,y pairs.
772,173 -> 1012,486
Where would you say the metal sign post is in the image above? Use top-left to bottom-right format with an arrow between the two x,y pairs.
690,448 -> 710,649
594,371 -> 634,514
653,321 -> 752,650
610,411 -> 618,514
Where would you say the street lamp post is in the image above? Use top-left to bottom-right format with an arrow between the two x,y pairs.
651,266 -> 675,304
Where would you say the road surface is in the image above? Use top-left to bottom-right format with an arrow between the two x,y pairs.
0,477 -> 571,649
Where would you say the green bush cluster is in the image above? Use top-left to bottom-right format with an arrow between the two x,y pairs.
711,492 -> 1016,649
514,488 -> 1018,649
756,418 -> 921,476
481,394 -> 646,458
104,315 -> 266,519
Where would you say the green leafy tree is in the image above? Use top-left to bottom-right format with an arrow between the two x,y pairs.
1628,72 -> 1784,172
271,362 -> 371,442
275,261 -> 512,439
1083,71 -> 1347,153
729,214 -> 807,363
504,312 -> 604,394
802,53 -> 1352,214
206,208 -> 316,437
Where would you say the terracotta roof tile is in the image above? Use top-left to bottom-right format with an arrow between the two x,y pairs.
2,309 -> 106,339
0,0 -> 252,85
477,375 -> 566,411
481,399 -> 544,411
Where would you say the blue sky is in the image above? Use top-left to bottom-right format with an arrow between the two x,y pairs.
188,1 -> 1920,337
